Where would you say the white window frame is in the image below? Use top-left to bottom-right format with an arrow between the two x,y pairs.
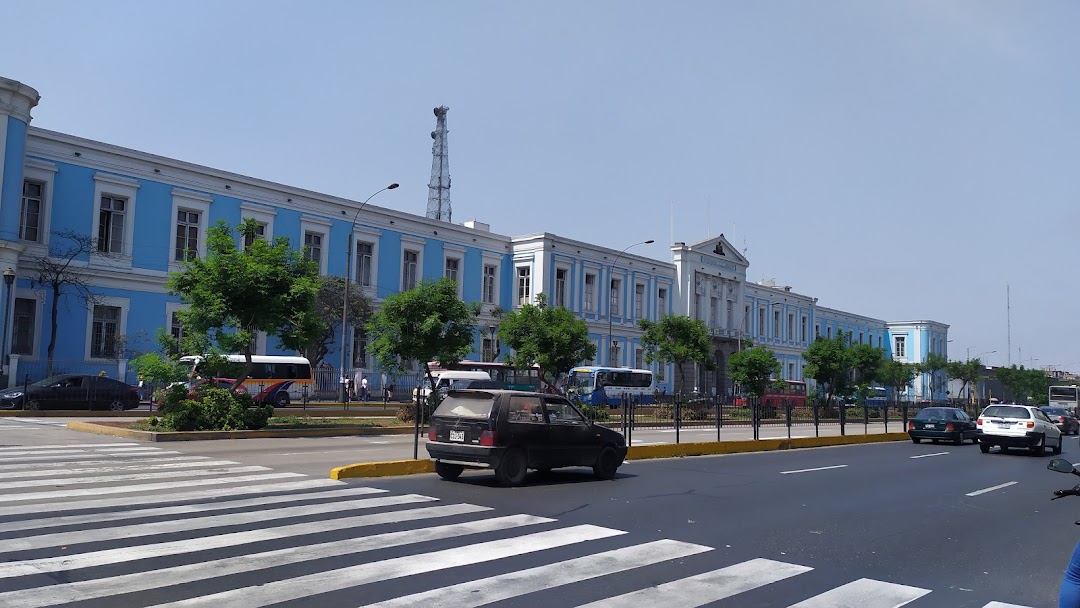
444,243 -> 465,299
11,289 -> 42,359
482,264 -> 497,305
894,336 -> 906,358
788,314 -> 795,342
84,296 -> 129,362
299,214 -> 331,276
609,277 -> 622,318
353,225 -> 381,296
635,283 -> 646,319
402,250 -> 419,291
555,266 -> 569,309
516,265 -> 532,307
400,235 -> 426,293
710,297 -> 718,328
657,362 -> 666,382
758,307 -> 766,337
658,288 -> 668,317
165,302 -> 190,351
20,159 -> 57,251
584,272 -> 597,313
169,189 -> 212,271
801,315 -> 808,342
634,347 -> 644,370
91,173 -> 139,268
239,202 -> 276,248
774,310 -> 782,339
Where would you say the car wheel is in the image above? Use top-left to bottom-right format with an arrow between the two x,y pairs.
1032,435 -> 1046,456
434,461 -> 464,481
1054,437 -> 1064,455
953,434 -> 964,446
494,448 -> 528,487
911,437 -> 922,444
274,392 -> 290,407
980,441 -> 991,453
931,439 -> 939,444
593,446 -> 621,481
23,400 -> 41,411
108,399 -> 126,411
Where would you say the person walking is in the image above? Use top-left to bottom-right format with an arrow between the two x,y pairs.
360,377 -> 369,402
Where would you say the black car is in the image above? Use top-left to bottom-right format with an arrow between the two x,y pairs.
425,389 -> 627,487
0,374 -> 140,411
908,406 -> 978,445
1039,407 -> 1080,436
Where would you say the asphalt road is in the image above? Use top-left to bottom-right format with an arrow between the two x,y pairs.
0,418 -> 1076,606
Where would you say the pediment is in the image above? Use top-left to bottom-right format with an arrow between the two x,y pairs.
687,234 -> 748,267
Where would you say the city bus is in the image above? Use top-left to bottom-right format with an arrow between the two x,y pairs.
178,354 -> 313,407
567,366 -> 656,407
1049,385 -> 1080,412
426,360 -> 542,392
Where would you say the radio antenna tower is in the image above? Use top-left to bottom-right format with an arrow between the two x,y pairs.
426,106 -> 451,222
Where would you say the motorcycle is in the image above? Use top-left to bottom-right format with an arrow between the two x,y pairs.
1048,458 -> 1080,606
1049,458 -> 1080,506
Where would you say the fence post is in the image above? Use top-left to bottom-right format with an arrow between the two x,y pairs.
839,399 -> 846,436
752,396 -> 760,441
786,400 -> 792,440
412,387 -> 422,460
902,404 -> 909,430
813,399 -> 820,438
675,395 -> 681,445
883,402 -> 889,433
863,402 -> 869,435
715,395 -> 721,443
622,393 -> 628,439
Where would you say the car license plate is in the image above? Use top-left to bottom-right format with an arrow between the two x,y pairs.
997,422 -> 1012,428
449,430 -> 465,442
924,424 -> 935,429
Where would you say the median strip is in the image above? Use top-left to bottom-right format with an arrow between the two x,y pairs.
779,465 -> 848,475
966,481 -> 1018,497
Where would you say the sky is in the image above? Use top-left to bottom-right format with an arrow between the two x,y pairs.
2,1 -> 1077,371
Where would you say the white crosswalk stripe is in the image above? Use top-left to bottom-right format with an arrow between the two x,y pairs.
0,442 -> 1037,608
0,417 -> 68,428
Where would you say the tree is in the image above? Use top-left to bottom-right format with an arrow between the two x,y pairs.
300,275 -> 373,368
879,358 -> 918,406
917,352 -> 950,402
367,277 -> 480,393
849,343 -> 885,405
727,347 -> 781,398
993,365 -> 1053,404
165,219 -> 323,390
497,293 -> 596,393
637,315 -> 714,392
802,332 -> 853,410
946,358 -> 985,404
25,230 -> 111,375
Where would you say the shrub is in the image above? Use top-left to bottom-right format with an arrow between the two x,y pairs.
579,404 -> 610,422
156,384 -> 271,431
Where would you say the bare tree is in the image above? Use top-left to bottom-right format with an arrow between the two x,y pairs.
25,230 -> 108,375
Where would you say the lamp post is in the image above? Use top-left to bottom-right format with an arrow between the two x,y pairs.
1,268 -> 14,377
339,183 -> 399,403
606,240 -> 653,366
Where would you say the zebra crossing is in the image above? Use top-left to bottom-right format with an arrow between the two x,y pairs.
0,440 -> 1036,607
0,416 -> 68,429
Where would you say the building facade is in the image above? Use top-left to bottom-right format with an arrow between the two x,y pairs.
0,76 -> 948,399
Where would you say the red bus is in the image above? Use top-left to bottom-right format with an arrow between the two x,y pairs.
735,380 -> 807,409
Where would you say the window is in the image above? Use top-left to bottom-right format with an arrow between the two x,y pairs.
444,258 -> 459,284
12,298 -> 36,355
357,242 -> 374,287
758,308 -> 766,337
801,316 -> 808,342
402,250 -> 418,291
609,343 -> 620,366
175,210 -> 201,262
815,323 -> 821,337
483,264 -> 496,304
482,337 -> 496,362
243,222 -> 266,249
544,397 -> 584,424
827,326 -> 832,339
555,269 -> 567,308
303,232 -> 322,271
789,363 -> 795,380
774,310 -> 782,339
657,363 -> 666,382
97,196 -> 126,253
710,297 -> 718,327
894,336 -> 906,358
878,335 -> 883,348
610,278 -> 621,317
352,327 -> 368,369
635,284 -> 645,319
658,288 -> 667,316
20,180 -> 43,242
858,331 -> 864,345
90,305 -> 121,358
585,274 -> 596,312
517,266 -> 532,306
635,348 -> 644,370
726,300 -> 734,329
170,311 -> 185,345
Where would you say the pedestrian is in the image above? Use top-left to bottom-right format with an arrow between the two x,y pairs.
360,377 -> 369,402
344,377 -> 353,403
384,381 -> 395,404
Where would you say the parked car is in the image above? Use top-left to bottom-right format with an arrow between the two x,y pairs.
1039,406 -> 1080,436
977,404 -> 1063,455
425,389 -> 627,487
908,407 -> 978,445
0,374 -> 140,411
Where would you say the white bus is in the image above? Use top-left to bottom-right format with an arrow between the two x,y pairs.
567,366 -> 655,407
178,354 -> 313,407
1049,385 -> 1080,412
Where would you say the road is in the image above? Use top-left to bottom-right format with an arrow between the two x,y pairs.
0,417 -> 1073,606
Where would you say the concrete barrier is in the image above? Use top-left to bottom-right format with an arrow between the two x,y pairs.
331,459 -> 435,479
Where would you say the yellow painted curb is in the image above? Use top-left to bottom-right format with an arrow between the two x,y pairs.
331,459 -> 435,479
66,421 -> 418,442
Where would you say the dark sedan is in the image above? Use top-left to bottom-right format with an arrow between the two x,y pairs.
1039,407 -> 1080,436
0,374 -> 140,411
908,406 -> 978,445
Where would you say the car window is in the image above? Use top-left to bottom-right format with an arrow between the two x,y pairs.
432,394 -> 496,419
982,406 -> 1031,419
506,395 -> 545,424
916,408 -> 948,419
64,377 -> 84,388
954,410 -> 969,421
545,397 -> 586,424
1035,410 -> 1052,423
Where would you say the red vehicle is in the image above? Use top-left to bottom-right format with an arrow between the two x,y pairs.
734,380 -> 807,409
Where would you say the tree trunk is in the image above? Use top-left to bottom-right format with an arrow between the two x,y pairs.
47,284 -> 60,376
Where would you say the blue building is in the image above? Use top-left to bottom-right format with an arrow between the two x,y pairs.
0,76 -> 948,400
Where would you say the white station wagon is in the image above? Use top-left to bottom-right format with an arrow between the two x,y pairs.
976,404 -> 1063,456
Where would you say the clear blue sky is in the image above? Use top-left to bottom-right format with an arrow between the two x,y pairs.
4,1 -> 1077,371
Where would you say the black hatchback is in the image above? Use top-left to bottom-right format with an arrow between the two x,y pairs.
425,389 -> 627,487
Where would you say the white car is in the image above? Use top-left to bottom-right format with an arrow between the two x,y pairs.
977,404 -> 1063,455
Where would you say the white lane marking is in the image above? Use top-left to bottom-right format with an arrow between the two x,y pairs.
143,525 -> 626,608
365,539 -> 713,608
0,459 -> 240,479
2,493 -> 437,552
0,486 -> 387,533
578,557 -> 813,608
271,449 -> 364,456
0,442 -> 139,451
966,482 -> 1018,497
0,478 -> 343,517
0,455 -> 206,471
982,602 -> 1033,608
0,503 -> 491,581
789,578 -> 930,607
780,465 -> 848,475
0,472 -> 305,504
0,513 -> 547,608
92,447 -> 166,452
0,465 -> 270,490
0,450 -> 185,464
909,452 -> 949,459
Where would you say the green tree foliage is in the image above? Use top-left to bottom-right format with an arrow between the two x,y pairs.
165,219 -> 323,390
637,315 -> 714,389
367,277 -> 480,392
155,385 -> 272,431
301,275 -> 373,368
917,352 -> 950,401
946,358 -> 985,403
129,351 -> 189,390
878,358 -> 919,405
849,343 -> 885,405
497,293 -> 596,392
803,332 -> 854,409
993,365 -> 1053,404
728,346 -> 782,398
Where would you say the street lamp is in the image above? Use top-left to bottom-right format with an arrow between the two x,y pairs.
1,267 -> 14,378
606,239 -> 654,366
339,183 -> 399,403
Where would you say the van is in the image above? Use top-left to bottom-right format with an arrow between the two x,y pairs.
414,370 -> 495,404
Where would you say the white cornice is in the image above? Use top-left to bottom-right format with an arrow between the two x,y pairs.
172,188 -> 213,204
301,214 -> 332,229
94,172 -> 141,190
23,158 -> 57,173
400,235 -> 426,248
443,243 -> 466,256
0,78 -> 40,123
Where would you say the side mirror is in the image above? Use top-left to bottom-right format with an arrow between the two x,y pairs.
1048,458 -> 1078,475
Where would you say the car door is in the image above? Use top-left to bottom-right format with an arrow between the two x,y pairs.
543,396 -> 598,467
1035,409 -> 1062,443
56,376 -> 87,409
504,395 -> 553,469
951,409 -> 975,437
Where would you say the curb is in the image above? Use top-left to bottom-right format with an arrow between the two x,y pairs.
66,421 -> 418,442
329,432 -> 911,479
